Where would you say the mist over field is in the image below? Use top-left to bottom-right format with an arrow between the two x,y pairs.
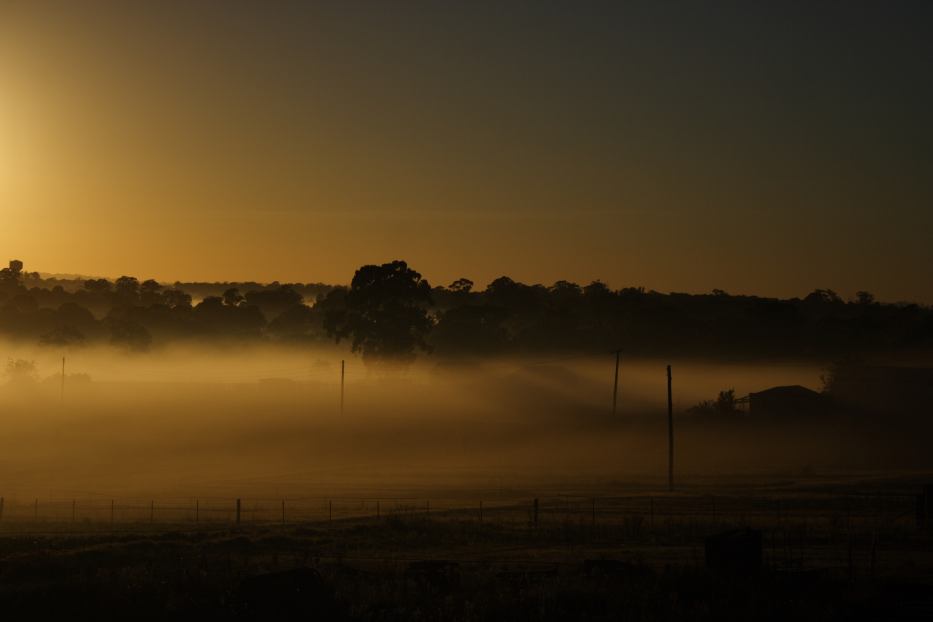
1,341 -> 926,505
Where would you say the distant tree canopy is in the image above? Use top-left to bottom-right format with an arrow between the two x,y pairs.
0,259 -> 932,362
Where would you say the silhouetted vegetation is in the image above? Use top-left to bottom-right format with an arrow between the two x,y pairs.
323,260 -> 434,362
689,389 -> 741,416
2,260 -> 933,362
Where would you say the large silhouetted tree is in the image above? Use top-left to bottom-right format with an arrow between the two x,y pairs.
324,260 -> 433,362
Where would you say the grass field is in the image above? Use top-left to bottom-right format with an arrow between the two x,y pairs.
2,475 -> 932,620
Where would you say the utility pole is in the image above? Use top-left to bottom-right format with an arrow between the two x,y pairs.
60,357 -> 66,402
340,360 -> 345,414
612,349 -> 621,415
667,365 -> 674,492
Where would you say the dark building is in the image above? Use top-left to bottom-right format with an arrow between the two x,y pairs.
748,385 -> 823,417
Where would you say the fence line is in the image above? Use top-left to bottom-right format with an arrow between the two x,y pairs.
0,492 -> 919,534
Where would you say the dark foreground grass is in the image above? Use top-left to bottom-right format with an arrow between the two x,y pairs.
1,514 -> 932,621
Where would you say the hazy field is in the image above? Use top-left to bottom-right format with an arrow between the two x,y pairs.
0,343 -> 927,507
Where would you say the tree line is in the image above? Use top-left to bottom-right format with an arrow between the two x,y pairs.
1,259 -> 931,361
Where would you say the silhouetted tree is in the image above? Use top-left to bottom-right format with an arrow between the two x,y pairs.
107,318 -> 152,351
83,278 -> 112,293
689,388 -> 739,416
0,260 -> 25,298
324,260 -> 433,362
804,289 -> 842,304
244,285 -> 302,320
431,304 -> 510,355
161,288 -> 192,310
266,303 -> 324,341
448,278 -> 474,293
40,325 -> 86,347
855,291 -> 876,305
139,279 -> 163,305
223,287 -> 244,307
0,260 -> 23,284
114,276 -> 140,304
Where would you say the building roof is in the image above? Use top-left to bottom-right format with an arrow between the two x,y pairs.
749,385 -> 821,399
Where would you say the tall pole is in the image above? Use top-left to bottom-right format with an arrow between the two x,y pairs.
340,360 -> 345,414
667,364 -> 674,492
612,349 -> 621,415
60,356 -> 66,402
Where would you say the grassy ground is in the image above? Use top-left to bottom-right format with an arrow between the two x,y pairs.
1,491 -> 932,621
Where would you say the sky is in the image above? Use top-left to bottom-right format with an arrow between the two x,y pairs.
0,1 -> 931,301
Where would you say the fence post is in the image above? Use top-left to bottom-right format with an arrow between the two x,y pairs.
667,365 -> 674,492
111,500 -> 114,525
533,498 -> 539,528
592,498 -> 597,527
236,498 -> 241,525
150,501 -> 154,523
0,496 -> 4,522
480,500 -> 483,523
377,500 -> 380,518
72,499 -> 76,522
282,499 -> 286,525
195,499 -> 199,524
34,498 -> 38,522
649,496 -> 654,531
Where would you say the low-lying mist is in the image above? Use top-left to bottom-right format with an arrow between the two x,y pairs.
0,342 -> 928,503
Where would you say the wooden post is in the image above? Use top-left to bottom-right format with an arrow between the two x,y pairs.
667,365 -> 674,492
34,498 -> 38,521
282,499 -> 286,525
195,499 -> 199,523
329,500 -> 332,523
376,499 -> 380,518
0,496 -> 4,522
61,357 -> 66,402
480,500 -> 483,523
111,500 -> 114,525
236,498 -> 241,525
426,500 -> 430,515
340,360 -> 345,414
591,498 -> 596,527
533,498 -> 539,528
150,501 -> 154,523
72,499 -> 76,522
649,496 -> 654,531
612,349 -> 621,415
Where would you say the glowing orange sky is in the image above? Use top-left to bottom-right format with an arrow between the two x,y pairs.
1,2 -> 930,301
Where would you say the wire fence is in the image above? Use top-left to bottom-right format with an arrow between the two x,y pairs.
0,491 -> 921,535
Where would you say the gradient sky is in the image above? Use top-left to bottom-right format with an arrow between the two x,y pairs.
1,1 -> 931,301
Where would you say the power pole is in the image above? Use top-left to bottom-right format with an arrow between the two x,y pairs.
340,360 -> 345,414
667,364 -> 674,492
60,356 -> 66,402
612,349 -> 621,415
